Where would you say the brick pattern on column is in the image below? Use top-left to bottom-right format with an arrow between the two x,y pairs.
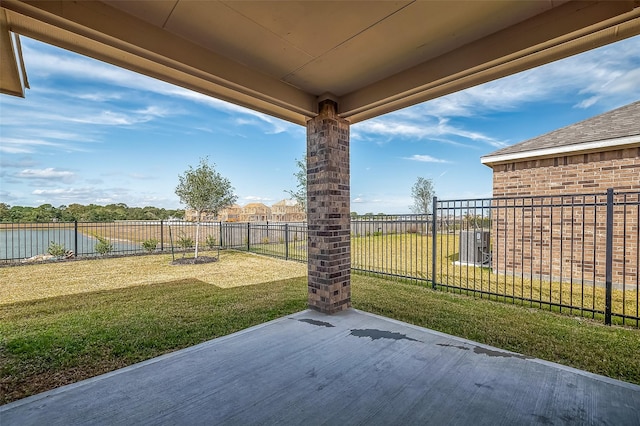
306,100 -> 351,313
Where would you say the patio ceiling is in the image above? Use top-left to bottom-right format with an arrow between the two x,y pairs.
1,1 -> 640,125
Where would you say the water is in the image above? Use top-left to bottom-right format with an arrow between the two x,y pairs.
0,228 -> 141,261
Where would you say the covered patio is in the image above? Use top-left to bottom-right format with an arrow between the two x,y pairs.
2,0 -> 640,313
2,1 -> 640,423
3,309 -> 639,425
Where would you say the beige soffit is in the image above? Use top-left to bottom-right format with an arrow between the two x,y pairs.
481,134 -> 640,166
0,10 -> 28,97
1,1 -> 640,125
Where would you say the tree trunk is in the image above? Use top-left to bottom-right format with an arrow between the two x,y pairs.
195,211 -> 201,259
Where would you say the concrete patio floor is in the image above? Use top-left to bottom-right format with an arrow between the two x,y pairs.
2,309 -> 639,425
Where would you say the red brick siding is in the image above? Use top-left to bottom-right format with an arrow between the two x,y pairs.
491,147 -> 639,286
492,147 -> 640,197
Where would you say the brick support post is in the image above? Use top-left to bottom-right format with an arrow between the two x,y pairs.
306,100 -> 351,313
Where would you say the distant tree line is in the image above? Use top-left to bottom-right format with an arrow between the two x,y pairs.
0,203 -> 184,223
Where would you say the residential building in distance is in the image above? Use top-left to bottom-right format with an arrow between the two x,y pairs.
271,199 -> 306,222
238,203 -> 271,222
184,199 -> 306,223
218,204 -> 242,222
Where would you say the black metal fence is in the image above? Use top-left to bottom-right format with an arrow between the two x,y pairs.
0,220 -> 308,262
342,191 -> 638,327
2,190 -> 638,326
218,222 -> 308,262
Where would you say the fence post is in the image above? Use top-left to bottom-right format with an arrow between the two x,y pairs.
285,223 -> 289,260
219,221 -> 223,248
74,221 -> 78,256
605,188 -> 614,326
247,222 -> 250,251
432,197 -> 437,290
160,220 -> 164,251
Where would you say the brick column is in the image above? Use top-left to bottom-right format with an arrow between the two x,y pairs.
306,100 -> 351,313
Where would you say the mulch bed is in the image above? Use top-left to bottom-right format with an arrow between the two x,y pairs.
171,256 -> 218,265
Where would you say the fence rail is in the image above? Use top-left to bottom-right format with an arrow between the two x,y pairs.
2,190 -> 638,327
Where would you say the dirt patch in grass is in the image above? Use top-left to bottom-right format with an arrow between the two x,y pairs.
171,256 -> 218,265
0,250 -> 307,305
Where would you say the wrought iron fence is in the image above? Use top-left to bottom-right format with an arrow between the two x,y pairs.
346,191 -> 638,327
2,190 -> 638,326
434,190 -> 638,327
0,220 -> 307,262
221,222 -> 307,262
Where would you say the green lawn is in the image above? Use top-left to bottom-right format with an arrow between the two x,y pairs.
1,253 -> 639,405
253,233 -> 639,325
353,233 -> 639,325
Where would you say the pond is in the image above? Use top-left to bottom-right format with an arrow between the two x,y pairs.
0,228 -> 140,261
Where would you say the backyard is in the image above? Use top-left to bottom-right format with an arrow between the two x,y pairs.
1,250 -> 639,405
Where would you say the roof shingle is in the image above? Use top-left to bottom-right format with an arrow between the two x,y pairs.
482,101 -> 640,161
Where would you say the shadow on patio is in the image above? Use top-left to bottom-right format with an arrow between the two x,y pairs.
2,309 -> 639,425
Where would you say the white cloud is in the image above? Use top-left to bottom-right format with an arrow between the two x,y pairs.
68,110 -> 143,126
404,155 -> 449,163
22,38 -> 298,135
128,173 -> 154,180
353,116 -> 505,148
0,137 -> 67,154
244,195 -> 273,202
32,188 -> 78,195
0,157 -> 37,168
355,36 -> 640,146
18,168 -> 76,183
75,92 -> 123,102
28,186 -> 173,207
0,145 -> 33,154
415,35 -> 640,117
135,105 -> 172,118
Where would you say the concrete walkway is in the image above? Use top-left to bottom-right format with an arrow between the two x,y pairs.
2,309 -> 639,425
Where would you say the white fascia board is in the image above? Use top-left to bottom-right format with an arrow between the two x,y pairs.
481,135 -> 640,166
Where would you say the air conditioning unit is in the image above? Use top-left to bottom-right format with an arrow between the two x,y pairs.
459,230 -> 491,266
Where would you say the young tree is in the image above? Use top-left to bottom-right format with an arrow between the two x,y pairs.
285,156 -> 307,211
175,158 -> 237,259
410,177 -> 435,214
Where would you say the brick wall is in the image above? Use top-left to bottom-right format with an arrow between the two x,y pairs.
306,101 -> 351,313
491,147 -> 639,286
492,147 -> 640,197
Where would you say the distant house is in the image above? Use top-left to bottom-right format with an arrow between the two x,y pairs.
271,199 -> 305,222
218,204 -> 242,222
186,199 -> 306,223
183,209 -> 217,222
481,101 -> 639,284
238,203 -> 271,222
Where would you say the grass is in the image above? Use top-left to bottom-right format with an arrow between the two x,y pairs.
1,252 -> 639,405
0,250 -> 307,304
350,233 -> 639,326
353,274 -> 640,386
0,276 -> 308,404
255,232 -> 639,325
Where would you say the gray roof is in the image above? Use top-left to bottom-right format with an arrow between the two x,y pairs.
483,100 -> 640,161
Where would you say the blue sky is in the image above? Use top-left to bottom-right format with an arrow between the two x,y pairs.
1,35 -> 639,214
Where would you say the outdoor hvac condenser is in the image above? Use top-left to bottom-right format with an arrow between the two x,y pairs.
459,230 -> 491,266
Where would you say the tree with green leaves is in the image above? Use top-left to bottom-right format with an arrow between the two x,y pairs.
410,177 -> 435,214
175,158 -> 237,259
285,156 -> 307,211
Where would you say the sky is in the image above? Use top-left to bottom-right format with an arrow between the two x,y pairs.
1,35 -> 639,214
